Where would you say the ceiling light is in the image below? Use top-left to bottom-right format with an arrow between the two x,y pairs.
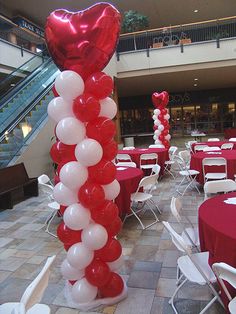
194,9 -> 198,13
194,83 -> 198,87
194,78 -> 198,81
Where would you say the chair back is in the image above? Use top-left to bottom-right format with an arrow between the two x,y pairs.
38,182 -> 54,200
185,141 -> 197,153
136,174 -> 159,192
169,146 -> 178,158
151,164 -> 161,176
221,143 -> 233,150
194,144 -> 209,152
202,157 -> 227,181
204,179 -> 236,198
162,221 -> 190,253
11,303 -> 26,314
123,146 -> 135,150
208,138 -> 220,141
116,153 -> 132,162
140,153 -> 158,167
229,138 -> 236,142
20,255 -> 56,311
178,150 -> 190,167
170,197 -> 182,223
212,262 -> 236,301
203,146 -> 221,152
116,162 -> 136,168
149,144 -> 165,148
38,174 -> 51,185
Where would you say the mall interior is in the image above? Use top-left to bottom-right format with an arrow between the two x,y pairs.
0,1 -> 236,314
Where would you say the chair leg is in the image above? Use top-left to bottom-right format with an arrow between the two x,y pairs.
168,277 -> 188,314
45,210 -> 58,238
148,199 -> 162,214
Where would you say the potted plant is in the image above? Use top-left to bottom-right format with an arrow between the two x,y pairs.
122,10 -> 149,33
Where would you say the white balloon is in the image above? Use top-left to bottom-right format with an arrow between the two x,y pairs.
53,182 -> 78,206
60,161 -> 88,190
71,278 -> 98,304
154,119 -> 161,126
47,97 -> 74,122
154,130 -> 161,136
61,259 -> 84,281
155,139 -> 162,145
67,243 -> 94,269
82,223 -> 108,250
99,97 -> 117,119
75,139 -> 103,166
56,117 -> 86,145
164,114 -> 170,120
153,135 -> 157,140
165,134 -> 171,141
55,70 -> 84,101
107,255 -> 124,271
102,180 -> 120,200
158,124 -> 164,131
64,203 -> 91,230
152,115 -> 157,121
154,109 -> 161,115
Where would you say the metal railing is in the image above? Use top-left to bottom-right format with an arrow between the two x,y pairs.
117,16 -> 236,53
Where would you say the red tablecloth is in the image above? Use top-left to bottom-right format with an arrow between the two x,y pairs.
117,148 -> 169,174
199,192 -> 236,309
190,150 -> 236,185
192,140 -> 236,151
115,167 -> 143,217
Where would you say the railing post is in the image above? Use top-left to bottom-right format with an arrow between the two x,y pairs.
216,19 -> 220,48
116,51 -> 120,61
21,45 -> 23,57
133,34 -> 137,50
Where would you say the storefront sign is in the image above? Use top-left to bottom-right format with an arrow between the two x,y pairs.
13,16 -> 44,37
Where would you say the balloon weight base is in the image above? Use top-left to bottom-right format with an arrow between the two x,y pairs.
64,278 -> 128,311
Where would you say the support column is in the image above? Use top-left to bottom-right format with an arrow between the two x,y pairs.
7,32 -> 17,45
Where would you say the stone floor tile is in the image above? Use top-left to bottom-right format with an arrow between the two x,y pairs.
160,267 -> 177,279
0,256 -> 27,271
131,245 -> 158,261
0,237 -> 14,248
55,307 -> 79,314
133,261 -> 162,272
162,250 -> 181,268
128,270 -> 160,289
0,270 -> 11,283
11,262 -> 41,279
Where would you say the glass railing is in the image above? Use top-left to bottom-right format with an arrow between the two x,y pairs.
0,46 -> 49,98
117,16 -> 236,53
0,60 -> 59,137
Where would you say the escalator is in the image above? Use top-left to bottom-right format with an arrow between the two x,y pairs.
0,51 -> 60,167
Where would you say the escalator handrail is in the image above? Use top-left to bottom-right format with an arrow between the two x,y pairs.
0,58 -> 54,109
0,81 -> 54,142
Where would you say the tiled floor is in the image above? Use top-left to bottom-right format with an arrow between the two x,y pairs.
0,141 -> 226,313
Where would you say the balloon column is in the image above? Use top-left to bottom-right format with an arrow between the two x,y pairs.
46,3 -> 127,309
152,91 -> 171,148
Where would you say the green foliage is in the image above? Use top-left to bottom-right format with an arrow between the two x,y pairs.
122,10 -> 149,33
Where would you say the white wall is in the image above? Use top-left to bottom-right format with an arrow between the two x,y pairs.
103,54 -> 117,77
117,38 -> 236,76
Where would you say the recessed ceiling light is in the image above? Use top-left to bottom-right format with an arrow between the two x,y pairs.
194,78 -> 198,81
194,83 -> 198,87
194,9 -> 198,13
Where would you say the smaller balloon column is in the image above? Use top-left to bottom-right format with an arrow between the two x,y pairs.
48,70 -> 127,309
152,91 -> 171,148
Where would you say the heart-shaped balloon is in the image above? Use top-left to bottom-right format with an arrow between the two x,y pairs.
152,91 -> 169,108
45,3 -> 121,80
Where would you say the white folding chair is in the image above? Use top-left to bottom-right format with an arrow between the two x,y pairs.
38,174 -> 54,186
229,138 -> 236,142
174,155 -> 200,196
208,138 -> 220,142
202,157 -> 227,183
213,262 -> 236,314
203,146 -> 221,152
0,256 -> 56,314
164,146 -> 178,179
140,153 -> 158,171
170,197 -> 200,249
116,162 -> 137,168
185,141 -> 197,153
149,144 -> 165,148
116,153 -> 132,162
37,177 -> 60,238
123,146 -> 135,150
145,164 -> 161,192
178,150 -> 191,169
221,143 -> 234,150
125,174 -> 161,229
194,144 -> 209,153
204,179 -> 236,200
162,221 -> 224,314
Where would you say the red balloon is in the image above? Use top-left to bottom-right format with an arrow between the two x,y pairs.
99,272 -> 124,298
73,93 -> 100,122
95,238 -> 122,262
105,217 -> 122,237
91,201 -> 119,226
88,159 -> 116,185
161,108 -> 168,115
86,117 -> 116,144
85,72 -> 113,99
162,129 -> 169,136
79,181 -> 105,208
153,125 -> 158,131
102,140 -> 118,161
85,259 -> 111,287
50,142 -> 61,164
45,3 -> 121,80
57,222 -> 82,244
59,205 -> 67,215
163,139 -> 170,147
69,280 -> 77,286
52,85 -> 59,97
50,141 -> 76,164
159,134 -> 164,141
162,120 -> 169,128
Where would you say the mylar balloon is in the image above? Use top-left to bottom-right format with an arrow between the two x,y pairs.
45,3 -> 121,80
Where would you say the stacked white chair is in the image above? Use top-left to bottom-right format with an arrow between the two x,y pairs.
0,256 -> 56,314
116,161 -> 137,168
202,157 -> 227,183
162,221 -> 224,314
208,138 -> 220,141
203,146 -> 221,152
213,262 -> 236,313
194,144 -> 209,152
149,144 -> 165,148
203,179 -> 236,200
221,143 -> 234,150
123,146 -> 135,150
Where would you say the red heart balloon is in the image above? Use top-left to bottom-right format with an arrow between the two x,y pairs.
45,3 -> 121,80
152,91 -> 169,108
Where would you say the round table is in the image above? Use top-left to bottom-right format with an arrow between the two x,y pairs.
115,167 -> 143,218
192,140 -> 236,151
190,150 -> 236,185
199,192 -> 236,308
117,148 -> 169,174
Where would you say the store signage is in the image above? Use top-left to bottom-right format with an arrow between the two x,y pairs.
13,16 -> 44,37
